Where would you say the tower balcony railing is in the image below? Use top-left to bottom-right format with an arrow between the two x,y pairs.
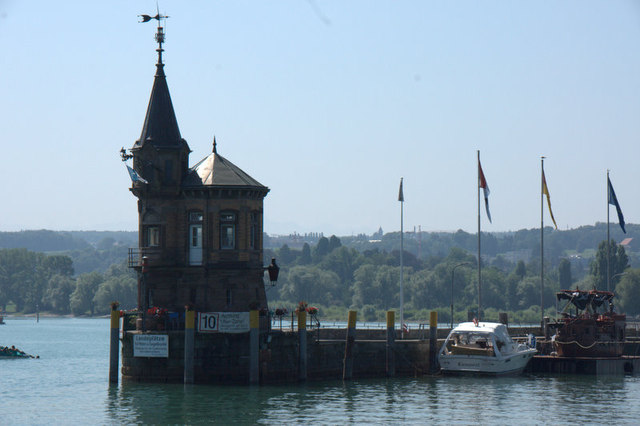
128,247 -> 185,268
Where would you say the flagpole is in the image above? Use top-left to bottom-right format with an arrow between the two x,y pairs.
477,150 -> 482,321
540,157 -> 545,327
399,178 -> 404,337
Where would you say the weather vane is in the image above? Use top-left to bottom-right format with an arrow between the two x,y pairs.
139,6 -> 170,65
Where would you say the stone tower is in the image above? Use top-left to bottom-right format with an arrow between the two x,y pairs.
125,18 -> 271,318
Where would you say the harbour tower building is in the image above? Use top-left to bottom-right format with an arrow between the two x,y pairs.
124,18 -> 271,325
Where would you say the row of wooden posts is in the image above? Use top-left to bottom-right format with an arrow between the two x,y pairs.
108,305 -> 440,384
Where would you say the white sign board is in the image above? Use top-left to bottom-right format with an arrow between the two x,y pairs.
134,334 -> 169,358
198,312 -> 250,334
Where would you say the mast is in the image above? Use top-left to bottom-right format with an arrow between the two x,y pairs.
477,150 -> 482,321
540,157 -> 545,327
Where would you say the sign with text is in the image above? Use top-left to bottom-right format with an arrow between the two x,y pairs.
133,334 -> 168,358
198,312 -> 250,334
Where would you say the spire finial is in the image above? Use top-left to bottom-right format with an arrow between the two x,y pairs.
139,9 -> 170,68
213,136 -> 217,153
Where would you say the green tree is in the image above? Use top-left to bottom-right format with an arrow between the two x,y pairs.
514,260 -> 526,279
44,274 -> 76,314
351,264 -> 378,307
590,240 -> 629,290
70,272 -> 104,315
299,243 -> 312,265
277,244 -> 296,265
42,255 -> 74,277
515,276 -> 540,309
93,275 -> 137,314
616,269 -> 640,315
279,266 -> 341,306
313,237 -> 330,261
558,258 -> 572,288
328,235 -> 342,253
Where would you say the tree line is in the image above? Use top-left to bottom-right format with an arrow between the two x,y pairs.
0,248 -> 136,316
1,228 -> 639,321
266,235 -> 640,323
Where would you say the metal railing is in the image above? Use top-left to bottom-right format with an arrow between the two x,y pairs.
127,247 -> 185,268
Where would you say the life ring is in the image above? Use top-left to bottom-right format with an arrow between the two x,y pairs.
402,323 -> 409,333
473,317 -> 479,326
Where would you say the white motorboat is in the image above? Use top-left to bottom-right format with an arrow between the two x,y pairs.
438,321 -> 536,375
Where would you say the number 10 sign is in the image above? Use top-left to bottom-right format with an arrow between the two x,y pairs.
197,312 -> 250,334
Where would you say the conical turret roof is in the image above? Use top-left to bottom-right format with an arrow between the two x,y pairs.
134,62 -> 186,150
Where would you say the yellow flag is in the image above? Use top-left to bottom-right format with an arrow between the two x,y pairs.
542,171 -> 558,229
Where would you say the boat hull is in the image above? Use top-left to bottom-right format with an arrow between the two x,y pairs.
439,350 -> 536,376
555,340 -> 624,358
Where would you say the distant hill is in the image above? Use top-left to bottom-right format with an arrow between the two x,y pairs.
0,230 -> 137,253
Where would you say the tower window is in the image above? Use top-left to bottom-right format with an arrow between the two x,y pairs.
250,211 -> 260,249
226,289 -> 233,307
220,212 -> 236,250
146,226 -> 160,247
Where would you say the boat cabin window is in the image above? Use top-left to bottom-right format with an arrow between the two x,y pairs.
446,331 -> 496,357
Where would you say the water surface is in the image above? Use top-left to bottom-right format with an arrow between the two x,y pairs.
1,317 -> 639,424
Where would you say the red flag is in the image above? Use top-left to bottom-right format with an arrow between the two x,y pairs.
478,160 -> 492,223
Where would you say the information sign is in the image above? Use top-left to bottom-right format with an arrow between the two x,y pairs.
133,334 -> 169,358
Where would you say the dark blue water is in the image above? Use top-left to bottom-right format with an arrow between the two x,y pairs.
2,317 -> 640,424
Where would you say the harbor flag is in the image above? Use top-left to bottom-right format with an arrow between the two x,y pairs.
608,177 -> 626,233
478,159 -> 492,223
126,165 -> 148,184
542,170 -> 557,229
398,178 -> 404,202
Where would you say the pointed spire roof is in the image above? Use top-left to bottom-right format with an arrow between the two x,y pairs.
134,22 -> 186,150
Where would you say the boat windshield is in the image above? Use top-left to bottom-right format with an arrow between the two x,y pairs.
444,331 -> 496,357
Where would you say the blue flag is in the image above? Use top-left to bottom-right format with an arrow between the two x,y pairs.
126,165 -> 149,184
608,177 -> 625,233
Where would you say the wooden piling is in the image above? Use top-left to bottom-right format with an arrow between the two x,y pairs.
386,311 -> 395,377
298,310 -> 307,381
184,308 -> 195,384
429,311 -> 438,373
343,310 -> 357,380
108,303 -> 120,384
249,310 -> 259,384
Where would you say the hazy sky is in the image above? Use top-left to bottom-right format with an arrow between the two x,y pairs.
1,1 -> 639,236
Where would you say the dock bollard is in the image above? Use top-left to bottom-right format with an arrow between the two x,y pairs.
109,302 -> 120,384
343,310 -> 357,380
386,311 -> 395,377
429,311 -> 438,373
249,310 -> 259,384
298,310 -> 307,381
184,307 -> 195,384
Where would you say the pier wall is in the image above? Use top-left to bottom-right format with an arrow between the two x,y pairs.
121,329 -> 430,384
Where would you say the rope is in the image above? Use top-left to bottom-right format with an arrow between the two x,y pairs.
554,340 -> 600,350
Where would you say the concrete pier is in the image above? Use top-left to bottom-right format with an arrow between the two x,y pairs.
529,355 -> 640,375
